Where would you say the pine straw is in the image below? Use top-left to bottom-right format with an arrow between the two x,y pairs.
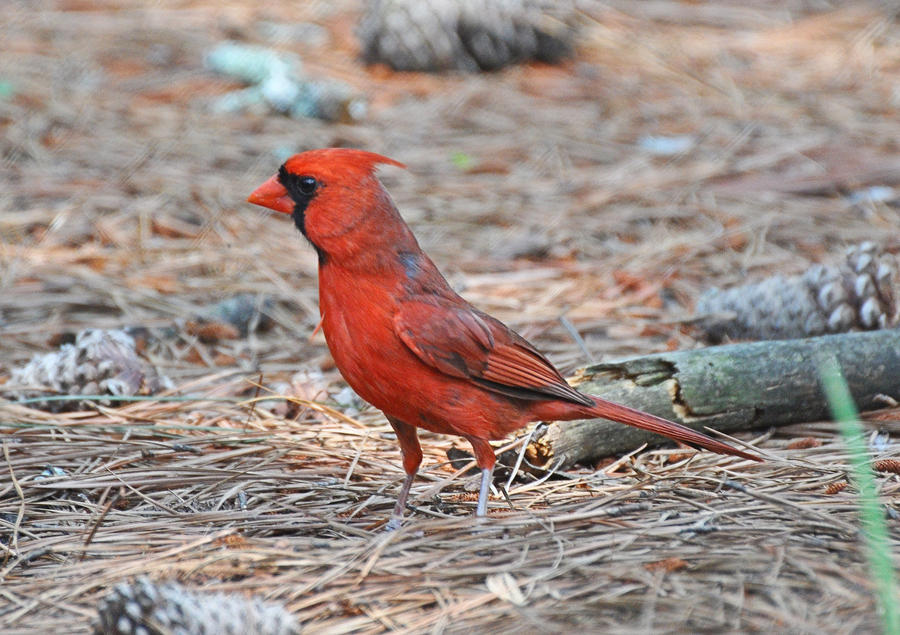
2,393 -> 899,633
3,0 -> 900,632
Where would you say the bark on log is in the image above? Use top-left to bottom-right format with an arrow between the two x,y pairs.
524,328 -> 900,469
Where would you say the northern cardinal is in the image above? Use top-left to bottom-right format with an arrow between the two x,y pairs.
248,148 -> 760,525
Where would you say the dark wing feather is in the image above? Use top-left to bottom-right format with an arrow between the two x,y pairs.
394,299 -> 593,406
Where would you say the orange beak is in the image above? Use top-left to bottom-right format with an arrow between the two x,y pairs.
247,174 -> 293,214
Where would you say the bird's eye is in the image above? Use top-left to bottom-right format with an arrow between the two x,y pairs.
298,177 -> 317,195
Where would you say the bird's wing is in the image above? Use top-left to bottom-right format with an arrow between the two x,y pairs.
394,298 -> 593,406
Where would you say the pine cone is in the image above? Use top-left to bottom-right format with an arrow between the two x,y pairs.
94,577 -> 299,635
695,242 -> 899,342
358,0 -> 575,72
6,329 -> 172,411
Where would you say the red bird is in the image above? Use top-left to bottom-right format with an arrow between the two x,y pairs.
248,148 -> 760,526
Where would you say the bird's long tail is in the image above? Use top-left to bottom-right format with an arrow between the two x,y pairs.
585,396 -> 762,462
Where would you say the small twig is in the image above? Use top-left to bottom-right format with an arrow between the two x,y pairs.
559,314 -> 596,364
1,441 -> 25,569
344,432 -> 370,488
104,467 -> 181,516
505,427 -> 537,494
80,492 -> 119,562
243,372 -> 264,428
508,458 -> 565,497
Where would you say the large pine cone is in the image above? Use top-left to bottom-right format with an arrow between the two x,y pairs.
696,242 -> 898,342
6,329 -> 171,411
94,577 -> 299,635
358,0 -> 576,72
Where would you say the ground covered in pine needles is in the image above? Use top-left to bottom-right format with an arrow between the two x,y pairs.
2,1 -> 899,632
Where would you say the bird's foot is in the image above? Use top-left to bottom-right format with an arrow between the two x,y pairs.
384,515 -> 404,532
467,513 -> 495,537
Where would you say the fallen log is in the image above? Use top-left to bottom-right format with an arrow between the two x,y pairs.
520,328 -> 900,470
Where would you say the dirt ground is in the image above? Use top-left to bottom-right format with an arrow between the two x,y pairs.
2,1 -> 899,633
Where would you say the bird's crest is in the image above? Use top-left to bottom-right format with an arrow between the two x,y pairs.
281,148 -> 405,183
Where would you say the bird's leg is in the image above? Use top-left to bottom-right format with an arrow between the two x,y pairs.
392,471 -> 416,518
386,417 -> 422,530
476,468 -> 494,517
465,437 -> 497,517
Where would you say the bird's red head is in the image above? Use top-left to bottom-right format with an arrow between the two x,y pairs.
247,148 -> 405,215
247,148 -> 408,261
